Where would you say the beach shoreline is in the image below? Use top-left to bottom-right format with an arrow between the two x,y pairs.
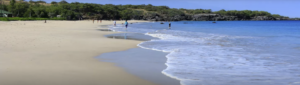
101,32 -> 180,85
97,48 -> 181,85
0,20 -> 157,85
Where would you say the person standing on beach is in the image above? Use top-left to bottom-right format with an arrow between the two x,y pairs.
125,20 -> 128,29
169,22 -> 171,29
114,20 -> 116,26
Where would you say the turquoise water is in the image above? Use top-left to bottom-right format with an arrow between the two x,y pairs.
110,21 -> 300,85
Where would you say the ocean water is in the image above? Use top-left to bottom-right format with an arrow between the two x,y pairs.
109,21 -> 300,85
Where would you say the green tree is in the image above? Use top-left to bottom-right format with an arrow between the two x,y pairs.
132,10 -> 143,19
145,4 -> 154,11
1,0 -> 286,21
8,0 -> 16,16
14,2 -> 29,17
29,0 -> 35,4
102,4 -> 118,19
51,1 -> 58,5
120,9 -> 133,20
59,0 -> 68,4
36,0 -> 46,4
272,14 -> 284,18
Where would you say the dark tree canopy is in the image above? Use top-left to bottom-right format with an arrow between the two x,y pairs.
36,0 -> 46,4
59,0 -> 68,4
1,0 -> 288,20
29,0 -> 35,3
51,1 -> 58,5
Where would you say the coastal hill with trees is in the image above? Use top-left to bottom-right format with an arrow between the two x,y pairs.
0,0 -> 298,21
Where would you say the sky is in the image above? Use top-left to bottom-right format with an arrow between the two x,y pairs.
41,0 -> 299,18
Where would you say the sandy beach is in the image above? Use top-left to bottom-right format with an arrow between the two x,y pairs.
0,20 -> 156,85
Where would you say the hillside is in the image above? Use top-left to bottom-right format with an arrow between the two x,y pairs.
1,0 -> 50,5
1,0 -> 297,21
2,0 -> 10,4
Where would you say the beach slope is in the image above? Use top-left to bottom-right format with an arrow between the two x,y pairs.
0,20 -> 155,85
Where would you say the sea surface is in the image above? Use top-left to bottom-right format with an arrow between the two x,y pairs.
109,21 -> 300,85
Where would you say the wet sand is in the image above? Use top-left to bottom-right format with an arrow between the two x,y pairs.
97,48 -> 180,85
100,33 -> 180,85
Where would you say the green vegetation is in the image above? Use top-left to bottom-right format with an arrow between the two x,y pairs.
215,10 -> 265,19
0,17 -> 65,21
213,9 -> 286,19
0,0 -> 288,21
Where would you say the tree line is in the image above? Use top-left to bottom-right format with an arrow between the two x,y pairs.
0,0 -> 288,20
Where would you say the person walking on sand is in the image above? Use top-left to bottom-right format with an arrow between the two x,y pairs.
169,22 -> 171,29
125,20 -> 128,29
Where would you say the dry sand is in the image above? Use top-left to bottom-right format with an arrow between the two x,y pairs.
0,20 -> 157,85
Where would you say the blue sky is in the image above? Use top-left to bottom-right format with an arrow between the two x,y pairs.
41,0 -> 299,18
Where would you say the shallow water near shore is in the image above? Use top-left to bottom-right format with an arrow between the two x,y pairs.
105,33 -> 159,41
97,48 -> 180,85
108,21 -> 300,85
100,32 -> 180,85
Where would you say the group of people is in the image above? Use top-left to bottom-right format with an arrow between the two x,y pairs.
92,19 -> 102,23
114,20 -> 129,29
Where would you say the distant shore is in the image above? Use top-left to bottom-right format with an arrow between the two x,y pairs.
1,17 -> 299,22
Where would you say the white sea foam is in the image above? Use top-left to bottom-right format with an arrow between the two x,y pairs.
142,31 -> 300,85
110,24 -> 300,85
